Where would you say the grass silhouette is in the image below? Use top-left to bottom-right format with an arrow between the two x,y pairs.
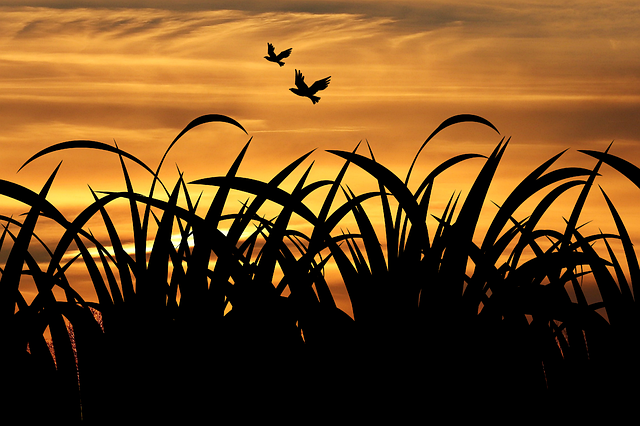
1,113 -> 638,421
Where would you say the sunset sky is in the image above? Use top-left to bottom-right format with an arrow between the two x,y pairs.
1,1 -> 640,307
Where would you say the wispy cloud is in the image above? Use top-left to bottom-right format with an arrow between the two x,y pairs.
1,3 -> 639,207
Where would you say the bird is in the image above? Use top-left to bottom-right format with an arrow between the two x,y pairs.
289,69 -> 331,104
264,43 -> 292,67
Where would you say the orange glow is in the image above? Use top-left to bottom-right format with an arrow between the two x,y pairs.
1,3 -> 639,311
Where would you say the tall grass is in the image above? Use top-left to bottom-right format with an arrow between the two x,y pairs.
1,112 -> 638,420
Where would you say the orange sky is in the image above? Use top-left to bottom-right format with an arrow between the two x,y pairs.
1,2 -> 640,308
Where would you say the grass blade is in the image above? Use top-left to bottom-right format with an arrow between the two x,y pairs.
17,140 -> 155,175
0,163 -> 63,323
405,114 -> 500,186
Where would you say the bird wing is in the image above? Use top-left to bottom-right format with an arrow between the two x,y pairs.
267,43 -> 276,57
294,69 -> 308,91
276,47 -> 292,60
309,76 -> 331,94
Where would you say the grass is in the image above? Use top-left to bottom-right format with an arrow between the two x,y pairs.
1,112 -> 638,421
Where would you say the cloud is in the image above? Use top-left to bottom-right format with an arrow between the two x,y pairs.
6,1 -> 640,37
1,4 -> 639,185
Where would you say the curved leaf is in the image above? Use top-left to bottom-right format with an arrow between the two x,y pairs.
159,114 -> 247,169
406,114 -> 500,185
0,164 -> 63,321
191,175 -> 328,226
579,149 -> 640,189
18,140 -> 155,175
326,150 -> 424,227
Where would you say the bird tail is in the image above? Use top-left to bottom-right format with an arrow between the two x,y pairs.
310,95 -> 320,104
278,61 -> 285,66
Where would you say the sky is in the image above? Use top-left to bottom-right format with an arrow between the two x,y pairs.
1,1 -> 640,308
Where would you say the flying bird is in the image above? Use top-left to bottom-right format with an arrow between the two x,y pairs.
265,43 -> 292,67
289,69 -> 331,104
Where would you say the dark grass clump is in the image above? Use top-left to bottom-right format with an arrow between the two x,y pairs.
1,113 -> 638,421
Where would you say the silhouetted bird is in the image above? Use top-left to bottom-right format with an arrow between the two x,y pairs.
265,43 -> 292,67
290,69 -> 331,104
